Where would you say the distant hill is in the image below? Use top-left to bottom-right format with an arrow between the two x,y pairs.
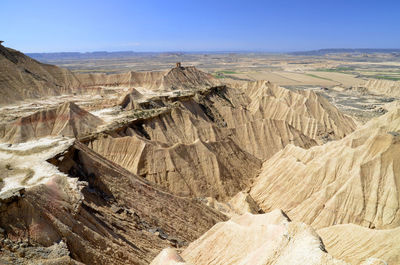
27,49 -> 400,61
27,51 -> 155,61
0,42 -> 81,105
291,48 -> 400,55
0,42 -> 220,105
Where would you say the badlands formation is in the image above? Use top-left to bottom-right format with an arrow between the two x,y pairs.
354,79 -> 400,98
0,102 -> 104,143
249,105 -> 400,230
0,43 -> 81,105
0,43 -> 398,265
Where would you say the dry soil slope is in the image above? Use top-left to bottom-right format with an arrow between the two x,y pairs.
196,84 -> 320,160
91,134 -> 261,200
0,43 -> 81,105
90,104 -> 262,200
201,191 -> 263,217
120,88 -> 147,110
91,81 -> 356,199
243,81 -> 356,143
125,81 -> 353,161
355,79 -> 400,97
250,106 -> 400,229
0,43 -> 219,106
318,224 -> 400,265
151,210 -> 349,265
77,66 -> 221,91
76,71 -> 164,89
159,66 -> 222,90
91,86 -> 318,199
0,142 -> 226,265
119,90 -> 171,111
0,102 -> 103,143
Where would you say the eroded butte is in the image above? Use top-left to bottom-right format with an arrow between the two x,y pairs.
0,42 -> 398,265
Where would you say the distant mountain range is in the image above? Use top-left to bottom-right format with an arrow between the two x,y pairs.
27,51 -> 158,60
26,48 -> 400,61
290,48 -> 400,55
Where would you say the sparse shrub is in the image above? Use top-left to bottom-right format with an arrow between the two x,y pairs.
5,163 -> 12,170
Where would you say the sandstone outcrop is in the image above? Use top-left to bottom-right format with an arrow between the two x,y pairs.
158,66 -> 221,90
90,82 -> 355,199
119,88 -> 147,110
354,79 -> 400,97
0,142 -> 225,264
77,66 -> 221,92
0,43 -> 81,105
0,240 -> 82,265
90,134 -> 261,200
250,106 -> 400,229
3,44 -> 387,265
76,71 -> 164,90
318,224 -> 400,265
151,210 -> 348,265
0,43 -> 220,106
200,191 -> 262,217
243,81 -> 356,143
0,102 -> 104,143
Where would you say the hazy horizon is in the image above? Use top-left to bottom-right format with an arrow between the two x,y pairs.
21,48 -> 400,55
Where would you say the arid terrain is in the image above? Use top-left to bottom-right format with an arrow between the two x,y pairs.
0,42 -> 399,264
29,49 -> 400,123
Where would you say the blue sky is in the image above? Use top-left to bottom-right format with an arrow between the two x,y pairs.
1,0 -> 399,52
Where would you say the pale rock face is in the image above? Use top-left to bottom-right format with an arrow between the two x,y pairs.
202,191 -> 262,217
119,88 -> 146,110
77,65 -> 222,92
0,102 -> 104,143
0,43 -> 220,106
90,82 -> 355,200
90,133 -> 261,200
250,106 -> 400,229
0,136 -> 74,195
151,210 -> 348,265
243,81 -> 357,143
5,44 -> 395,265
318,224 -> 400,265
355,79 -> 400,97
0,142 -> 226,264
150,248 -> 190,265
0,43 -> 81,106
227,191 -> 261,215
159,66 -> 222,91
